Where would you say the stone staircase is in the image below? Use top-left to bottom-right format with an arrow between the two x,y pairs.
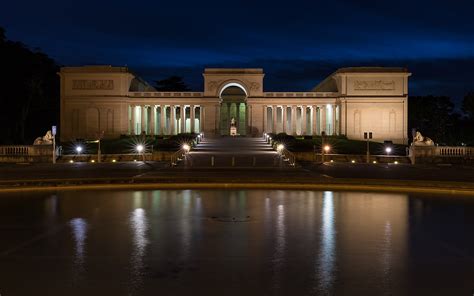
177,136 -> 291,168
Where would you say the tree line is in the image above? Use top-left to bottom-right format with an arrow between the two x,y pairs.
0,27 -> 472,145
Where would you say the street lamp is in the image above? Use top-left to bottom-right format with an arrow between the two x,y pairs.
324,145 -> 331,153
277,144 -> 284,153
75,146 -> 83,154
136,144 -> 145,162
182,144 -> 190,152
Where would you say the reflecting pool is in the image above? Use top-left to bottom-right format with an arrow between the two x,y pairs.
0,190 -> 473,295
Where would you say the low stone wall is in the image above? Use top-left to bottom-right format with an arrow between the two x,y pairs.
409,146 -> 474,164
293,151 -> 411,164
59,152 -> 174,163
0,145 -> 53,163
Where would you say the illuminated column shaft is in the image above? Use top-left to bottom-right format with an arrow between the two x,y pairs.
190,105 -> 195,133
179,106 -> 184,134
130,105 -> 135,135
302,105 -> 307,135
160,106 -> 166,135
282,105 -> 287,134
149,105 -> 155,135
141,105 -> 146,134
332,104 -> 337,135
321,105 -> 327,135
273,105 -> 277,133
170,105 -> 175,135
291,106 -> 297,135
312,105 -> 317,135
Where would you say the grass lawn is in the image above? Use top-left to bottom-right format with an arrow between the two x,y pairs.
269,134 -> 407,156
60,134 -> 198,154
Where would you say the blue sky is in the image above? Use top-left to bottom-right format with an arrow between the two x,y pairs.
2,0 -> 474,102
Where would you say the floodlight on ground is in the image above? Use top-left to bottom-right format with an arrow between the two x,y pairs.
112,159 -> 116,163
69,160 -> 74,163
385,147 -> 392,154
351,160 -> 356,163
373,160 -> 377,164
277,144 -> 284,152
182,144 -> 191,152
75,146 -> 83,154
330,160 -> 334,163
394,161 -> 399,164
136,144 -> 144,153
324,145 -> 331,152
91,159 -> 95,163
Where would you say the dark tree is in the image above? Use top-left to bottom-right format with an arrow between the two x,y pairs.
0,27 -> 59,144
408,95 -> 459,145
153,76 -> 190,91
462,92 -> 474,120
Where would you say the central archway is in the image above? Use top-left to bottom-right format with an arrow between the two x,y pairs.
219,83 -> 247,136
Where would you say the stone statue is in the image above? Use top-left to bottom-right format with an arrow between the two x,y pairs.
230,117 -> 237,136
412,131 -> 434,146
33,130 -> 54,145
230,117 -> 236,127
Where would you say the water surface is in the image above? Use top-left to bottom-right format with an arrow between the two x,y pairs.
0,190 -> 473,295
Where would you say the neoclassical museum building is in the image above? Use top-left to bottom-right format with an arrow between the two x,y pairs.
59,66 -> 411,144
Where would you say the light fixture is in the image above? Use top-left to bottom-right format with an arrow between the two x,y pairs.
75,146 -> 83,154
385,147 -> 392,154
330,160 -> 334,163
136,144 -> 144,153
69,160 -> 74,163
182,144 -> 190,151
324,145 -> 330,152
112,159 -> 116,163
91,159 -> 95,163
394,161 -> 399,164
373,160 -> 377,164
277,144 -> 284,152
351,160 -> 356,163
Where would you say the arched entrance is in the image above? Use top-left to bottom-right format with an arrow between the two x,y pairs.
219,83 -> 247,135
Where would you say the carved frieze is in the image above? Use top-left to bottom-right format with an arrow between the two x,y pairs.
73,80 -> 114,90
354,80 -> 395,91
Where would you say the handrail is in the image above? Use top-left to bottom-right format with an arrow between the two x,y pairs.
281,148 -> 296,166
170,148 -> 186,166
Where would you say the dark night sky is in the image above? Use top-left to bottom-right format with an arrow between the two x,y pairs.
2,0 -> 474,103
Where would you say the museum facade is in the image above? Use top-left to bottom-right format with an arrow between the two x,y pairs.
59,66 -> 411,144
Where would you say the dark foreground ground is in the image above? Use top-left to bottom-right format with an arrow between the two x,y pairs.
0,162 -> 473,191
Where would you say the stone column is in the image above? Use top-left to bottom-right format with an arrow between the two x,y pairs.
301,106 -> 307,135
263,105 -> 267,133
149,105 -> 155,135
179,106 -> 184,134
282,105 -> 287,134
273,105 -> 277,133
200,106 -> 204,134
291,105 -> 297,135
321,105 -> 327,135
141,105 -> 147,134
190,105 -> 195,133
170,105 -> 175,135
160,106 -> 166,135
130,105 -> 135,135
236,103 -> 241,131
312,106 -> 317,135
332,104 -> 337,135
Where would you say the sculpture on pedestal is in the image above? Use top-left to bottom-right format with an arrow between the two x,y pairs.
33,130 -> 54,145
412,131 -> 434,146
230,117 -> 237,136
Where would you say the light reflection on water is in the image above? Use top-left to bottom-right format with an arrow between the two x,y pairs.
317,191 -> 335,293
129,207 -> 148,293
0,190 -> 473,295
69,218 -> 87,284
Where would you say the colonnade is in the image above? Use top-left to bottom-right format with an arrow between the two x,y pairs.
129,105 -> 202,135
263,104 -> 339,136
